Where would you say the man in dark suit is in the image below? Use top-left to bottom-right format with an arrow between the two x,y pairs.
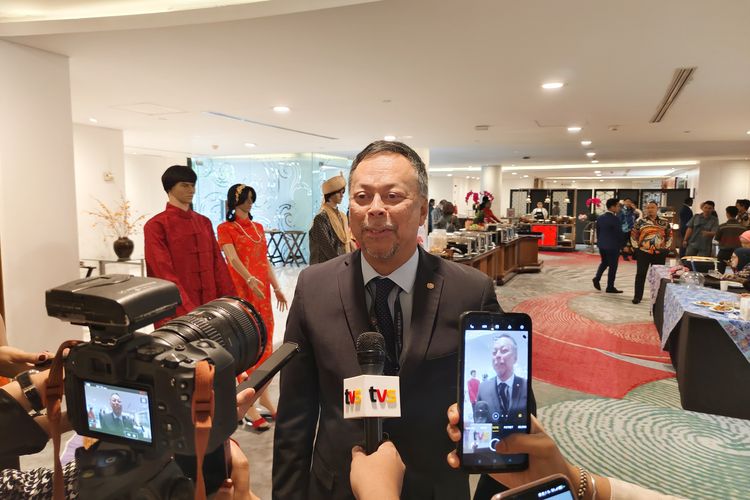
99,393 -> 136,437
272,141 -> 506,500
678,197 -> 694,247
593,198 -> 624,293
476,335 -> 527,429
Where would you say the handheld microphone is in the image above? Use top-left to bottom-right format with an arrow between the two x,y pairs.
474,401 -> 490,423
343,332 -> 400,455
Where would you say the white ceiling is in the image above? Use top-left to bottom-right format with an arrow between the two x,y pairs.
3,0 -> 750,179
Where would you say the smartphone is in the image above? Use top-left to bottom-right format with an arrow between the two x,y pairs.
493,474 -> 574,500
235,342 -> 299,394
457,311 -> 532,472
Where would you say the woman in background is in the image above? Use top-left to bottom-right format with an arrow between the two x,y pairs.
218,184 -> 288,431
474,196 -> 500,224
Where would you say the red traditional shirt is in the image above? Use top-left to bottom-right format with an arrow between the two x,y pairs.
144,203 -> 235,323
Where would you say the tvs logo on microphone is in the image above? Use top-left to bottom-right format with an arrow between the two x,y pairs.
344,386 -> 398,405
342,374 -> 401,418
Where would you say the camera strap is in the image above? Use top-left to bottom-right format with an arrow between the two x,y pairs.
191,359 -> 215,500
44,339 -> 83,500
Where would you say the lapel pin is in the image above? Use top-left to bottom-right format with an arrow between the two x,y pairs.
426,282 -> 435,289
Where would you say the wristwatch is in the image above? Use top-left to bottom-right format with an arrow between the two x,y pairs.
15,369 -> 44,415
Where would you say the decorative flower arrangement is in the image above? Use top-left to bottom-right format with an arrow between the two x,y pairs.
585,197 -> 602,208
465,190 -> 494,208
87,196 -> 146,239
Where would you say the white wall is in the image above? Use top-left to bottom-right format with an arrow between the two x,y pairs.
694,160 -> 750,216
427,175 -> 481,217
0,40 -> 82,350
73,124 -> 126,260
124,153 -> 187,258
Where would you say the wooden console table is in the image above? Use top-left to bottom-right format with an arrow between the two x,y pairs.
454,236 -> 543,285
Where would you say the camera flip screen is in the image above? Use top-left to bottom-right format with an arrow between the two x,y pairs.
83,381 -> 153,444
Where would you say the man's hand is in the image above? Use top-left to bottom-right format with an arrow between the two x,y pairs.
0,346 -> 53,377
446,403 -> 578,491
350,441 -> 404,500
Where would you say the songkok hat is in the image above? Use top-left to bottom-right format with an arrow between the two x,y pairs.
740,230 -> 750,243
321,172 -> 347,195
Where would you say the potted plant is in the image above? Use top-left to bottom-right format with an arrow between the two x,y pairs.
87,196 -> 146,260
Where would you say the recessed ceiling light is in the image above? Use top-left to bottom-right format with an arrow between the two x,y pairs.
402,135 -> 413,139
586,151 -> 596,157
244,142 -> 256,148
522,175 -> 529,178
746,130 -> 750,135
593,170 -> 601,174
511,172 -> 517,175
384,135 -> 396,141
553,180 -> 558,183
272,105 -> 291,113
88,117 -> 98,123
446,174 -> 452,177
599,179 -> 604,182
581,140 -> 592,146
591,160 -> 599,164
542,82 -> 564,89
596,174 -> 602,177
567,126 -> 582,133
572,180 -> 576,183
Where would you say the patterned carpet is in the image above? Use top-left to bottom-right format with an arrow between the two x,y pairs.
506,250 -> 750,499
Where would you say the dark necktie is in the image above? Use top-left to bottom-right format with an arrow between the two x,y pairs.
374,277 -> 399,375
497,382 -> 509,415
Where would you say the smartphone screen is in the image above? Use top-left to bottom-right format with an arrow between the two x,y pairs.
458,311 -> 531,472
493,474 -> 574,500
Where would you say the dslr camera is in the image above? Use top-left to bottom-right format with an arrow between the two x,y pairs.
45,274 -> 266,497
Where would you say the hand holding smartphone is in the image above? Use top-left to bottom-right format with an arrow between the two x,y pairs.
457,311 -> 532,472
493,474 -> 574,500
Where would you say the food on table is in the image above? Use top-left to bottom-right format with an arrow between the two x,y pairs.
710,304 -> 735,313
692,301 -> 717,307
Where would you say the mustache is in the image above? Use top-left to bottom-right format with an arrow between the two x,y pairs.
361,222 -> 397,231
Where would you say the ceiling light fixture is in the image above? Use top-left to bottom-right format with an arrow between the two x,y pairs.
447,174 -> 452,177
581,140 -> 592,146
522,175 -> 529,178
593,170 -> 601,174
567,126 -> 582,133
586,151 -> 596,157
244,142 -> 256,148
746,130 -> 750,135
600,179 -> 604,182
272,105 -> 291,113
591,160 -> 600,164
542,82 -> 564,89
511,172 -> 517,175
89,117 -> 98,123
384,135 -> 396,141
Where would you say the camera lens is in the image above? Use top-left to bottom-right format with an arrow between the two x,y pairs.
150,297 -> 266,375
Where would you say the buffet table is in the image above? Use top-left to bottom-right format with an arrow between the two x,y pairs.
454,236 -> 542,285
650,276 -> 750,419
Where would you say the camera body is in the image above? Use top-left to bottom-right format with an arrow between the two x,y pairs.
46,274 -> 265,456
64,333 -> 237,454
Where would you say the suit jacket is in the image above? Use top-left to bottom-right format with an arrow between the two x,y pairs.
596,211 -> 622,250
99,411 -> 136,437
679,204 -> 693,235
272,248 -> 502,500
475,375 -> 528,427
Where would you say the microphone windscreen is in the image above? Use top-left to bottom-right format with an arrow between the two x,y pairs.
356,331 -> 385,354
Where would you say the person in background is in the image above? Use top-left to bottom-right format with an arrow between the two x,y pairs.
218,184 -> 288,431
432,199 -> 447,230
682,200 -> 719,257
435,201 -> 458,232
144,165 -> 236,326
630,201 -> 672,304
730,231 -> 750,272
474,196 -> 501,224
428,199 -> 435,233
550,201 -> 561,217
618,198 -> 641,261
467,369 -> 480,412
593,198 -> 624,293
678,197 -> 694,253
736,198 -> 750,227
715,205 -> 746,273
309,172 -> 353,264
530,201 -> 548,221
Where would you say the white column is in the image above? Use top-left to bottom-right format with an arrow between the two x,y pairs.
694,160 -> 750,214
481,164 -> 503,217
0,40 -> 82,351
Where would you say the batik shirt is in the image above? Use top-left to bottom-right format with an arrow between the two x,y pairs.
630,216 -> 672,254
